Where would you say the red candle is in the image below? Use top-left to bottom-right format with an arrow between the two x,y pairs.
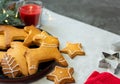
19,4 -> 42,26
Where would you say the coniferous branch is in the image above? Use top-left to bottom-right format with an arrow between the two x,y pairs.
0,0 -> 23,26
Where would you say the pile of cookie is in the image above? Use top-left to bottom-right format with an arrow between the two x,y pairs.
0,25 -> 85,84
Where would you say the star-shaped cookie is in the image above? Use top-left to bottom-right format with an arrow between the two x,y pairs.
61,42 -> 85,58
47,66 -> 75,84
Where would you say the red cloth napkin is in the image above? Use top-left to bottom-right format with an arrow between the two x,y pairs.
84,71 -> 120,84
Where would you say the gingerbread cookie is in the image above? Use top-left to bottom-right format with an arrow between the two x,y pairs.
1,54 -> 21,78
0,35 -> 6,50
23,25 -> 41,46
0,25 -> 27,48
33,31 -> 50,45
33,31 -> 58,45
25,31 -> 68,75
7,42 -> 29,76
47,66 -> 75,84
61,42 -> 85,58
0,51 -> 6,65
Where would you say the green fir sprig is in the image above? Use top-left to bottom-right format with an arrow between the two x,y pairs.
0,0 -> 23,26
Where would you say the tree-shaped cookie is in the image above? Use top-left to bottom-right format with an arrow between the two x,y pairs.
61,42 -> 85,58
47,66 -> 75,84
1,54 -> 21,78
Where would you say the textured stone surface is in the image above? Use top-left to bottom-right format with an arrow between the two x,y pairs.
41,0 -> 120,35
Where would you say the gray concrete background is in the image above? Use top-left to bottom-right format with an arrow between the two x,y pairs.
41,0 -> 120,35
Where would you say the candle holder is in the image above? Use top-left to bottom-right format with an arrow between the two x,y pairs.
19,0 -> 42,27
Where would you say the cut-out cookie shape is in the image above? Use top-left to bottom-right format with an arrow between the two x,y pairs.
7,42 -> 29,76
0,35 -> 6,50
0,25 -> 27,48
47,66 -> 75,84
0,51 -> 6,65
23,25 -> 41,46
102,52 -> 119,60
25,31 -> 68,75
1,54 -> 20,78
98,59 -> 111,69
33,31 -> 56,46
61,42 -> 85,58
33,31 -> 51,44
